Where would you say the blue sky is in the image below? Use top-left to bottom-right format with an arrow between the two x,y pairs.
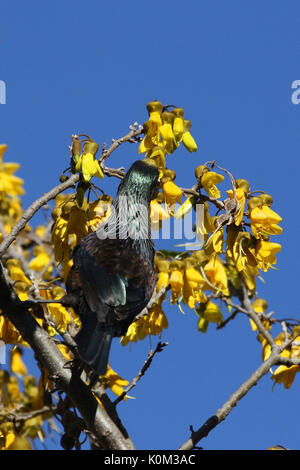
1,0 -> 300,450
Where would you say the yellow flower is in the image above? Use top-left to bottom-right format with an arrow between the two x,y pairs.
150,200 -> 169,230
249,299 -> 271,332
231,232 -> 257,272
87,196 -> 113,231
170,261 -> 184,304
120,322 -> 139,346
253,298 -> 268,314
28,246 -> 52,279
181,120 -> 197,153
201,172 -> 224,199
250,205 -> 283,239
57,343 -> 72,361
174,195 -> 197,219
0,316 -> 25,345
155,258 -> 170,293
10,347 -> 27,376
74,139 -> 103,182
195,166 -> 224,199
197,316 -> 209,333
271,364 -> 300,389
51,199 -> 95,262
173,116 -> 184,142
203,256 -> 229,295
241,264 -> 257,292
146,303 -> 168,336
147,147 -> 166,177
196,202 -> 213,243
104,365 -> 129,398
260,337 -> 272,361
5,435 -> 32,450
162,181 -> 182,207
202,301 -> 223,323
196,301 -> 223,331
0,432 -> 16,450
6,259 -> 31,285
171,108 -> 185,143
138,121 -> 160,156
121,303 -> 168,345
183,262 -> 207,308
75,153 -> 104,182
205,221 -> 223,255
226,187 -> 247,226
255,240 -> 281,272
51,208 -> 71,263
0,145 -> 24,196
40,287 -> 71,333
158,122 -> 177,154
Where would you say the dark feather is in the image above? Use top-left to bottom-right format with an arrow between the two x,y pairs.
66,160 -> 159,375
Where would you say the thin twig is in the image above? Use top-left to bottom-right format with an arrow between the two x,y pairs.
0,126 -> 144,258
113,341 -> 168,406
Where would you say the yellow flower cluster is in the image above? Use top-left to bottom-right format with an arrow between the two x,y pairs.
121,297 -> 168,346
153,251 -> 228,332
0,350 -> 49,450
175,174 -> 283,293
51,194 -> 113,263
139,100 -> 197,159
73,138 -> 104,183
260,328 -> 300,390
0,145 -> 24,241
101,364 -> 130,398
137,100 -> 198,222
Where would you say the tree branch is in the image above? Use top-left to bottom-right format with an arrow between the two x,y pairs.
0,125 -> 144,257
178,310 -> 300,450
114,341 -> 168,406
0,261 -> 135,450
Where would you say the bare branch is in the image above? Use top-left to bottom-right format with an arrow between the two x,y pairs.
114,341 -> 168,406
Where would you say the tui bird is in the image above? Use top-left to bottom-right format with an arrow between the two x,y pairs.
66,159 -> 159,375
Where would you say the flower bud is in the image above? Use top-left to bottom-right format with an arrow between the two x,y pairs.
160,168 -> 176,183
172,107 -> 184,117
146,100 -> 163,114
156,258 -> 170,272
61,201 -> 75,216
72,138 -> 82,158
252,298 -> 268,313
170,260 -> 185,272
257,193 -> 273,207
183,119 -> 192,132
195,165 -> 208,180
161,111 -> 175,125
235,179 -> 250,194
247,197 -> 262,211
183,257 -> 197,269
59,173 -> 68,183
82,140 -> 99,156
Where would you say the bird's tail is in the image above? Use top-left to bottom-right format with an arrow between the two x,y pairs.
75,313 -> 114,376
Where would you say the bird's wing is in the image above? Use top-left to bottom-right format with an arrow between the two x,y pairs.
71,233 -> 154,322
73,242 -> 127,322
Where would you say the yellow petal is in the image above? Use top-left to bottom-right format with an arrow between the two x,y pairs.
173,116 -> 184,142
182,132 -> 197,152
10,348 -> 27,376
